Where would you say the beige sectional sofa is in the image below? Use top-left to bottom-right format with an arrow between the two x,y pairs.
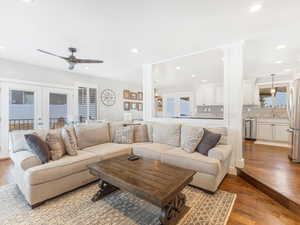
9,122 -> 232,207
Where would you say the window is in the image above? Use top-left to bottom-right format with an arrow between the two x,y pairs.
259,86 -> 287,107
78,87 -> 98,122
10,90 -> 34,104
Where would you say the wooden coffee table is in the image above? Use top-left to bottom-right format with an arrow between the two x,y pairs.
88,155 -> 196,225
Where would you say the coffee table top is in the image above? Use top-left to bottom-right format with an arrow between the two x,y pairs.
88,155 -> 196,207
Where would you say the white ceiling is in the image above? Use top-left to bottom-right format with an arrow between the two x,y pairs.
1,0 -> 300,84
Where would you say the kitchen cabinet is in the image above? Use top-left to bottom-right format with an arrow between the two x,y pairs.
196,84 -> 223,106
243,80 -> 260,105
256,119 -> 289,143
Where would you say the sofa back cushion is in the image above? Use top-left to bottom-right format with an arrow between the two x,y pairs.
207,127 -> 228,145
153,123 -> 181,147
180,125 -> 204,153
75,123 -> 110,149
114,126 -> 135,144
10,129 -> 48,153
24,134 -> 51,164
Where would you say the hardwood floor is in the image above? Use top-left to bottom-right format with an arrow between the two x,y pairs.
240,142 -> 300,216
1,159 -> 300,224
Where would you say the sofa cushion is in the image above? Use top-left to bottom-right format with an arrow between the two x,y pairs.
207,127 -> 228,145
75,123 -> 110,149
9,129 -> 48,153
82,143 -> 132,160
109,121 -> 126,142
113,126 -> 134,144
208,145 -> 232,161
152,123 -> 181,147
161,148 -> 220,176
132,142 -> 173,160
25,151 -> 98,185
45,129 -> 66,160
196,128 -> 221,156
134,124 -> 149,143
61,126 -> 79,156
181,125 -> 204,153
25,134 -> 51,164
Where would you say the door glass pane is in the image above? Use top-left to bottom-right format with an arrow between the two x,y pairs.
89,88 -> 97,120
166,98 -> 175,117
9,90 -> 34,131
78,87 -> 88,122
49,93 -> 67,129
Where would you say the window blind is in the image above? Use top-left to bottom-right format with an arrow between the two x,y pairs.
78,87 -> 97,122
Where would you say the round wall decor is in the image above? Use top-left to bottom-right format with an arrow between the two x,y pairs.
101,89 -> 116,106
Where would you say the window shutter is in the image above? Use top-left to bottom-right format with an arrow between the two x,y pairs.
78,87 -> 98,122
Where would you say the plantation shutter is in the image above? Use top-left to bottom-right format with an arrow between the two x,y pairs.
78,87 -> 97,122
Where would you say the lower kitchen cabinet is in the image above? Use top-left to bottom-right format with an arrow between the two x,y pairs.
256,121 -> 289,143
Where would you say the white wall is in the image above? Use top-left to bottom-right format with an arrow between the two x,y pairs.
0,58 -> 142,121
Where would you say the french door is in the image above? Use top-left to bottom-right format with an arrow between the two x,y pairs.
0,82 -> 74,156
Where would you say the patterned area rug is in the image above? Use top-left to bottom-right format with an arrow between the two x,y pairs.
0,183 -> 236,225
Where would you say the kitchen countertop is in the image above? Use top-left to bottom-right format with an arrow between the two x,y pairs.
171,116 -> 224,120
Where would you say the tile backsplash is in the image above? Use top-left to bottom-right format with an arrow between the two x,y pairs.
243,105 -> 288,118
196,105 -> 224,118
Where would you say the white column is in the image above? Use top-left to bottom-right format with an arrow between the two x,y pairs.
223,42 -> 244,170
142,64 -> 153,121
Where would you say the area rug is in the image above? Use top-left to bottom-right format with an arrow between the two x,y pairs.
0,183 -> 236,225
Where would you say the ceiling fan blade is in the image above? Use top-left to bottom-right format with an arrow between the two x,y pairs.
37,49 -> 67,60
75,59 -> 104,64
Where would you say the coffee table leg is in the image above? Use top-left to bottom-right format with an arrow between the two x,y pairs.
159,193 -> 187,225
92,180 -> 118,202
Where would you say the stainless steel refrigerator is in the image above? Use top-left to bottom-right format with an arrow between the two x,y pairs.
287,79 -> 300,162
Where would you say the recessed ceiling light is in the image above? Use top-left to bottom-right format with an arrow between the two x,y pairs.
201,80 -> 208,83
154,80 -> 159,83
85,66 -> 89,70
284,68 -> 292,72
22,0 -> 34,3
221,57 -> 224,61
275,60 -> 283,64
131,48 -> 139,54
0,46 -> 5,50
249,3 -> 263,13
276,45 -> 286,50
176,66 -> 181,70
191,74 -> 196,78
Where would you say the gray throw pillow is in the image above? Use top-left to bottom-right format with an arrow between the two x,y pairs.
25,134 -> 51,164
114,126 -> 134,144
196,129 -> 221,156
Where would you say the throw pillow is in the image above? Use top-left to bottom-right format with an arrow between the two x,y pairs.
196,128 -> 221,156
134,124 -> 149,143
45,130 -> 66,160
61,126 -> 79,156
114,126 -> 134,144
181,125 -> 204,153
24,134 -> 51,164
75,123 -> 110,149
152,123 -> 181,147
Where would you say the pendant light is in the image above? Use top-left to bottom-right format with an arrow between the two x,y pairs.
270,74 -> 276,96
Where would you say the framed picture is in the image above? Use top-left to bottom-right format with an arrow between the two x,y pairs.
137,92 -> 143,101
137,103 -> 143,111
123,90 -> 130,99
130,92 -> 137,100
123,101 -> 131,111
131,102 -> 137,110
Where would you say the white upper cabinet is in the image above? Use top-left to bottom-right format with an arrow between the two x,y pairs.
243,80 -> 259,105
196,83 -> 223,106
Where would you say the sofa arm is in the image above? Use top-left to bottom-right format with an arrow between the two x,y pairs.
10,151 -> 42,171
208,145 -> 232,161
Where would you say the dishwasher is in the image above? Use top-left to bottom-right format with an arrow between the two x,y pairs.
244,118 -> 257,141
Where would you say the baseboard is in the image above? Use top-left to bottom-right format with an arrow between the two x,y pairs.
254,140 -> 291,148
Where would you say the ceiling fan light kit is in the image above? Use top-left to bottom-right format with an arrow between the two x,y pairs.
37,47 -> 104,70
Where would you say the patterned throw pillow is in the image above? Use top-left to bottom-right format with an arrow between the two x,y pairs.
46,130 -> 66,160
181,125 -> 204,153
134,124 -> 149,143
114,126 -> 134,144
61,126 -> 78,156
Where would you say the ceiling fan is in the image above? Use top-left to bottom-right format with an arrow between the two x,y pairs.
37,47 -> 104,70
